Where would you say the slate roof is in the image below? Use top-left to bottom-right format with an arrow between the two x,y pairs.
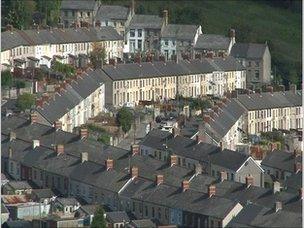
56,197 -> 80,206
1,27 -> 122,51
161,24 -> 199,41
129,14 -> 163,29
230,43 -> 268,59
129,219 -> 156,228
96,5 -> 130,21
283,171 -> 302,194
194,34 -> 231,50
5,181 -> 32,190
204,98 -> 246,140
261,150 -> 301,173
31,189 -> 55,199
236,90 -> 302,110
61,0 -> 98,10
36,69 -> 106,123
210,149 -> 249,171
106,211 -> 130,223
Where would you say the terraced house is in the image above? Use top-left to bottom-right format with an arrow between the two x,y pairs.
1,26 -> 123,71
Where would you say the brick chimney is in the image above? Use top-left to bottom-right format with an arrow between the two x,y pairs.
159,55 -> 166,62
220,171 -> 227,182
228,28 -> 235,38
170,155 -> 177,167
290,84 -> 297,94
32,140 -> 40,149
163,10 -> 168,26
231,90 -> 238,98
54,121 -> 62,130
131,166 -> 139,179
182,180 -> 189,192
36,99 -> 44,108
31,113 -> 38,124
131,144 -> 140,156
196,134 -> 204,144
106,159 -> 114,170
9,132 -> 16,141
172,127 -> 180,137
56,144 -> 64,155
208,185 -> 216,197
245,175 -> 254,188
222,96 -> 228,104
275,201 -> 282,212
81,152 -> 88,163
80,128 -> 88,139
203,115 -> 211,124
267,86 -> 274,93
294,162 -> 302,173
134,54 -> 141,64
156,175 -> 164,185
273,181 -> 281,194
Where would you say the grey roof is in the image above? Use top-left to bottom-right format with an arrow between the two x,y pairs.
61,0 -> 98,10
1,203 -> 9,214
129,14 -> 163,29
261,150 -> 301,173
129,219 -> 156,228
284,171 -> 302,194
1,27 -> 122,51
228,203 -> 302,228
96,5 -> 130,21
36,69 -> 106,123
210,149 -> 249,171
56,197 -> 80,206
236,90 -> 302,110
204,98 -> 246,140
194,34 -> 231,50
161,24 -> 199,41
208,56 -> 246,71
77,204 -> 98,216
6,181 -> 32,190
106,211 -> 130,223
31,189 -> 55,199
230,43 -> 268,59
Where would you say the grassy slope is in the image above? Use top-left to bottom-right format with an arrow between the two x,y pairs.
106,0 -> 301,84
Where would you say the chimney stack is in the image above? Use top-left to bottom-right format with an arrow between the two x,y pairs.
81,152 -> 88,163
182,180 -> 189,192
290,84 -> 297,94
275,201 -> 282,212
196,134 -> 204,144
245,175 -> 254,188
273,181 -> 281,194
208,185 -> 216,197
267,86 -> 274,93
228,28 -> 236,38
170,155 -> 177,167
156,175 -> 164,185
56,144 -> 64,155
131,166 -> 139,179
220,171 -> 227,182
109,58 -> 116,66
9,132 -> 16,141
32,140 -> 40,149
80,128 -> 88,139
31,113 -> 38,124
131,144 -> 140,156
231,90 -> 238,98
163,10 -> 168,26
203,115 -> 211,124
106,159 -> 114,170
36,99 -> 44,108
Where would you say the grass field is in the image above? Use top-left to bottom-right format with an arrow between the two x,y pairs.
104,0 -> 302,85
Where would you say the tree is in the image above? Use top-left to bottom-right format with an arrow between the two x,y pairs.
288,69 -> 299,86
117,107 -> 133,133
35,0 -> 61,26
51,61 -> 76,78
1,70 -> 13,87
90,42 -> 107,69
91,206 -> 106,228
16,93 -> 35,111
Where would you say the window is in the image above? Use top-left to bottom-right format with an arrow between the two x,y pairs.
152,207 -> 155,217
80,12 -> 83,17
138,40 -> 142,50
231,173 -> 234,181
158,208 -> 161,219
138,29 -> 142,37
72,11 -> 75,17
212,170 -> 215,177
130,29 -> 135,37
132,202 -> 135,212
255,61 -> 259,67
165,40 -> 168,46
64,11 -> 68,17
248,61 -> 251,67
275,171 -> 279,179
87,11 -> 90,17
255,70 -> 259,79
145,206 -> 148,216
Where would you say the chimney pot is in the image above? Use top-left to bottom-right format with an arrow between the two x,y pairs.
245,175 -> 254,188
80,128 -> 88,139
36,99 -> 44,108
31,113 -> 38,124
275,201 -> 282,212
106,159 -> 114,170
32,140 -> 40,149
131,144 -> 140,156
208,185 -> 216,197
54,121 -> 62,130
56,144 -> 64,155
182,180 -> 189,192
156,175 -> 164,185
131,166 -> 139,179
9,132 -> 16,141
170,155 -> 177,167
81,152 -> 88,163
220,171 -> 227,182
